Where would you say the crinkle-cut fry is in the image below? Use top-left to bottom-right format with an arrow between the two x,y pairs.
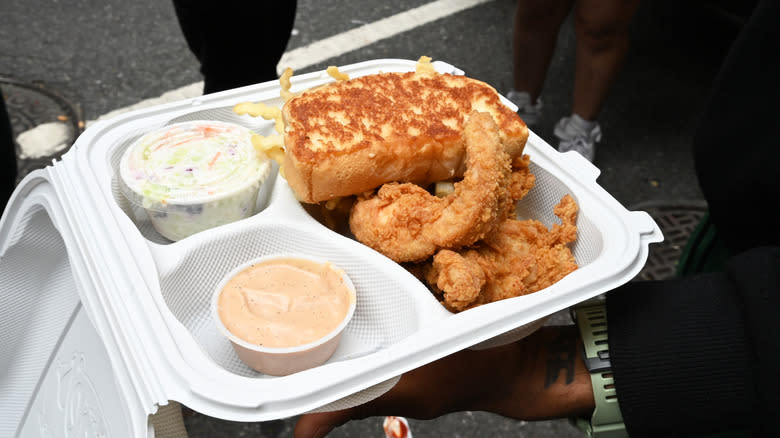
435,181 -> 455,197
326,66 -> 350,81
280,67 -> 295,102
416,55 -> 436,74
251,133 -> 285,165
233,101 -> 284,134
324,197 -> 343,210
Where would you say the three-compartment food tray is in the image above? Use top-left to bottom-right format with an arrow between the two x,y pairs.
0,59 -> 662,437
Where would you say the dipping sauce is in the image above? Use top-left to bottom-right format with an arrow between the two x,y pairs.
217,257 -> 355,348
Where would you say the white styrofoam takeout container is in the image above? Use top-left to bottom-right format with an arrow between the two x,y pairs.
0,58 -> 663,437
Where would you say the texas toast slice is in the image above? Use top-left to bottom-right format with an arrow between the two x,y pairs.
282,69 -> 529,203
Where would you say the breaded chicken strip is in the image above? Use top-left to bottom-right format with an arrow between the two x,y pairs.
426,195 -> 579,312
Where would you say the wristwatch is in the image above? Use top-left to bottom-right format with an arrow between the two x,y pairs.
570,301 -> 628,438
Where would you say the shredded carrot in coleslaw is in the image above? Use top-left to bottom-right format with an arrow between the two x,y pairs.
208,151 -> 221,169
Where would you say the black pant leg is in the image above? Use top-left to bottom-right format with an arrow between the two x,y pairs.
172,0 -> 298,94
1,89 -> 17,216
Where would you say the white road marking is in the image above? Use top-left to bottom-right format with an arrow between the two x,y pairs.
16,0 -> 495,156
278,0 -> 494,74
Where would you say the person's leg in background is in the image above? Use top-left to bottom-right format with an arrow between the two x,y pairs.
553,0 -> 640,161
508,0 -> 573,126
172,0 -> 298,94
1,89 -> 17,217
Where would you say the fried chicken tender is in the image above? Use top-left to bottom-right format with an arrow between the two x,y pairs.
349,111 -> 513,263
507,154 -> 536,203
426,195 -> 579,312
428,249 -> 487,311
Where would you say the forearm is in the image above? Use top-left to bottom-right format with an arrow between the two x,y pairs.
484,325 -> 594,420
294,325 -> 595,438
338,325 -> 595,421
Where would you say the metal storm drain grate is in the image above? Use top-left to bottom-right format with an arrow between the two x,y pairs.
1,75 -> 84,180
632,201 -> 708,281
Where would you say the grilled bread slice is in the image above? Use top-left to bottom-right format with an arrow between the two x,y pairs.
282,69 -> 529,203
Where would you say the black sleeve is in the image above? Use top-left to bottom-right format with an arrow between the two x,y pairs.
607,246 -> 780,437
692,0 -> 780,253
606,1 -> 780,435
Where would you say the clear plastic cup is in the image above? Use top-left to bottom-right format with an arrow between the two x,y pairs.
212,255 -> 357,376
119,120 -> 271,241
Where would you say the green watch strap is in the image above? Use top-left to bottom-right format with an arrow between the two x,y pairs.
572,302 -> 628,438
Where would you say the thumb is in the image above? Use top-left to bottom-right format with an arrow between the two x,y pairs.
294,409 -> 360,438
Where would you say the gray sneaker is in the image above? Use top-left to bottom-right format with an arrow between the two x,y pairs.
506,90 -> 542,126
553,115 -> 602,162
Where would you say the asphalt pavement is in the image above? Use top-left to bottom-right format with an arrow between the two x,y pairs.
1,0 -> 744,436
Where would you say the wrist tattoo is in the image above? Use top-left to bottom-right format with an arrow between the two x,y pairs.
544,330 -> 578,388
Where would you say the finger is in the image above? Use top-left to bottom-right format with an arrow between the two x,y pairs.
293,410 -> 358,438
